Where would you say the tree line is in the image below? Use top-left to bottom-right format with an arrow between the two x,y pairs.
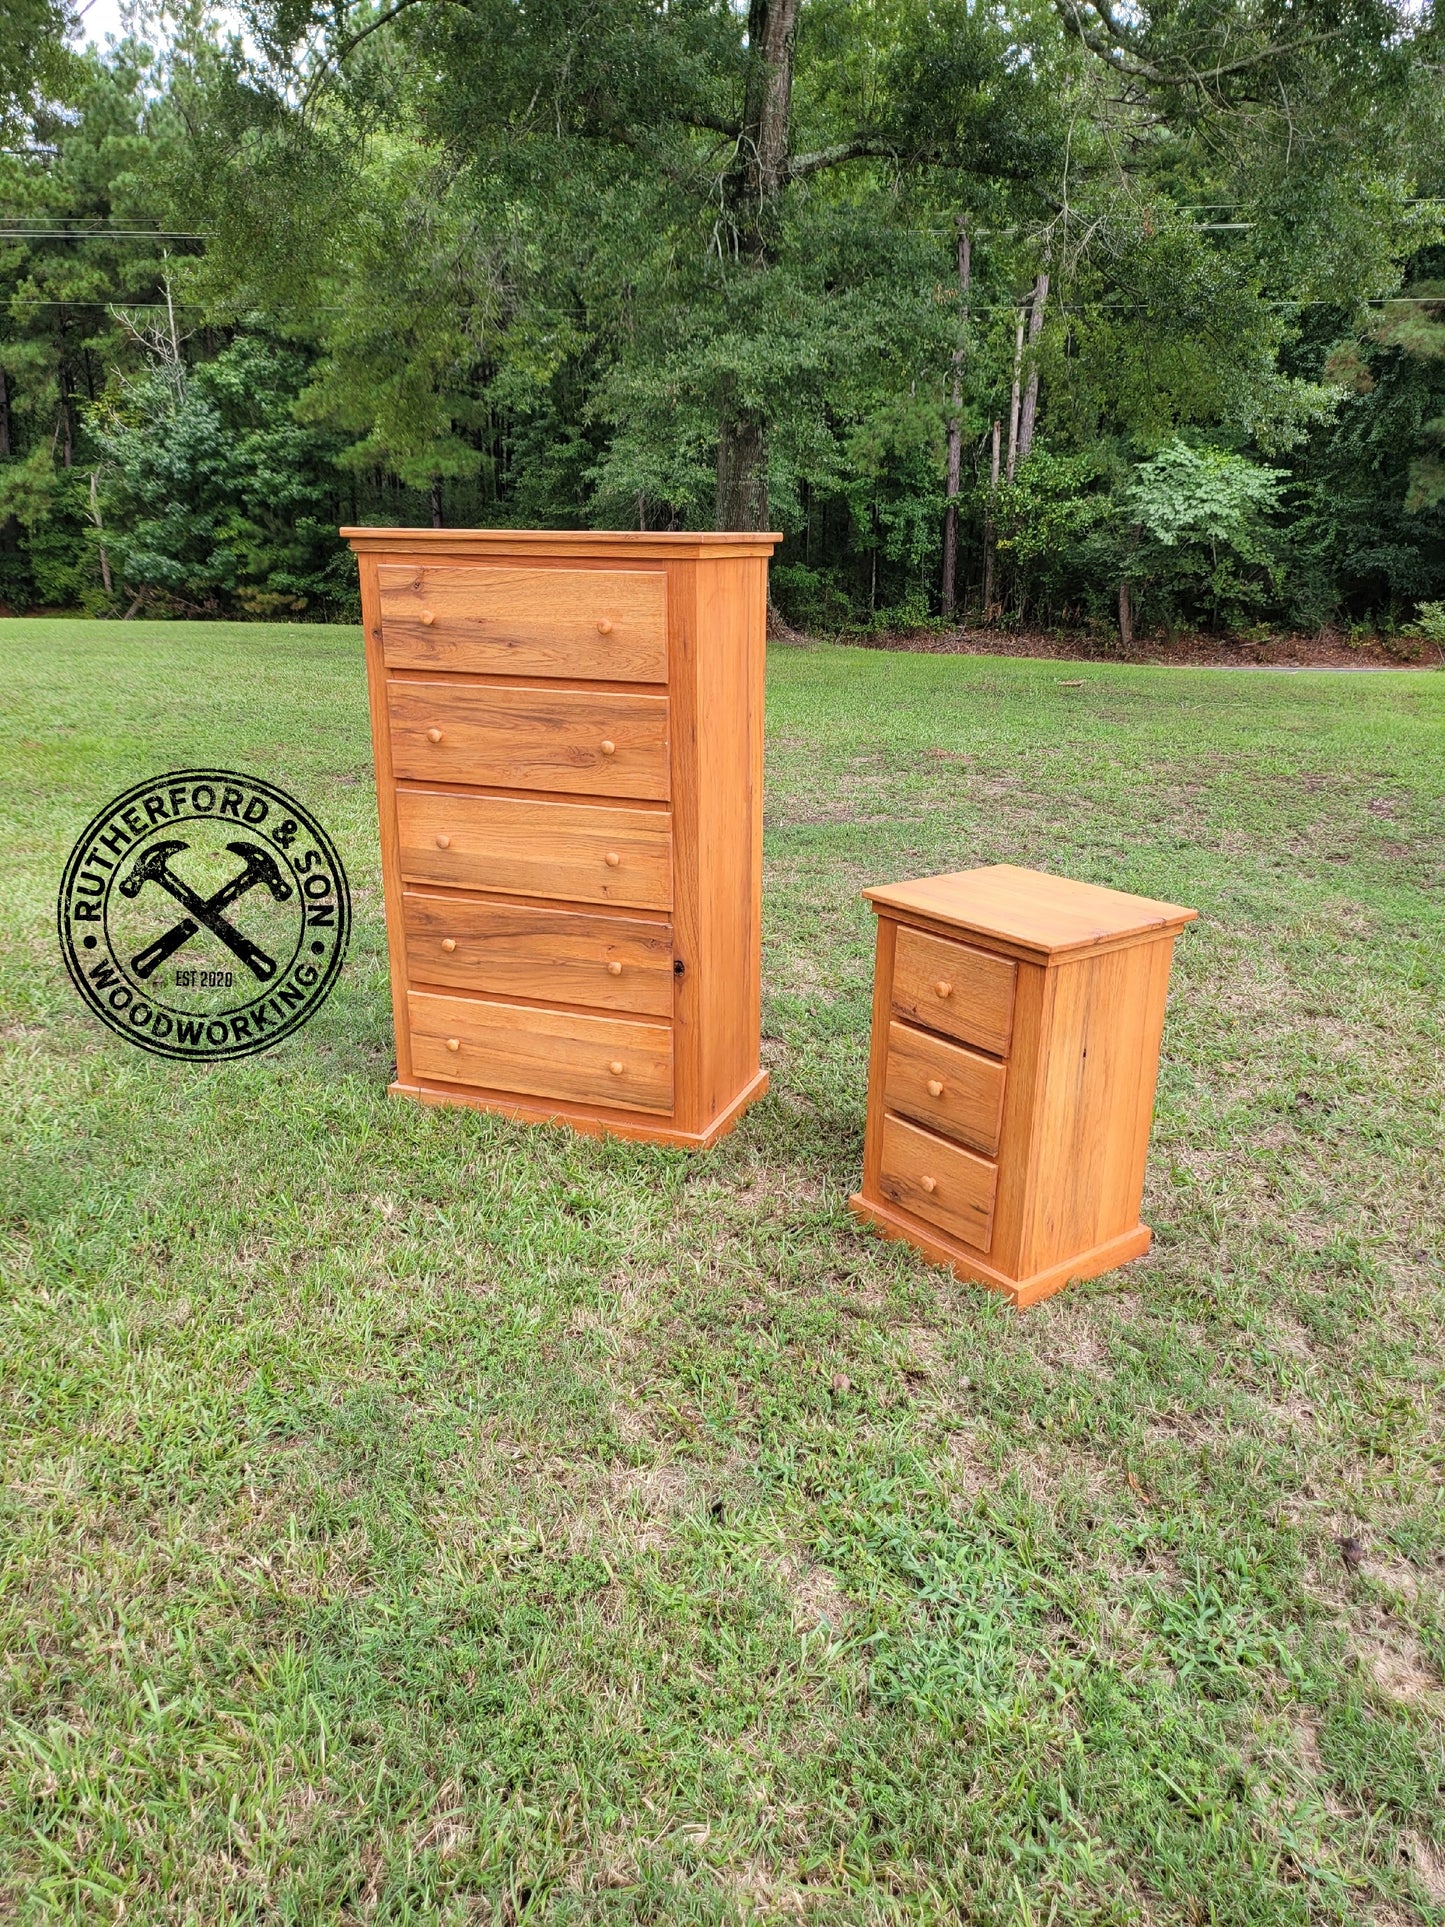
1,0 -> 1442,639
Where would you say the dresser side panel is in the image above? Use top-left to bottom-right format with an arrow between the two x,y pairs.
361,552 -> 414,1086
690,554 -> 766,1123
1021,937 -> 1174,1274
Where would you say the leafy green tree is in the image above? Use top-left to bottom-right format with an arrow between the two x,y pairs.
92,331 -> 356,614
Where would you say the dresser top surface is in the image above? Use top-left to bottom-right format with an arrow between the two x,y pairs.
865,864 -> 1197,959
343,527 -> 782,560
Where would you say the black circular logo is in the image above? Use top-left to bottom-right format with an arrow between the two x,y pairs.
58,768 -> 350,1061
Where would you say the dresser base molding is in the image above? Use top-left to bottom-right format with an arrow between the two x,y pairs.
390,1066 -> 769,1149
847,1193 -> 1152,1308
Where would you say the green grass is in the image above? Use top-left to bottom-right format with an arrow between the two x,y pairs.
2,617 -> 1443,1925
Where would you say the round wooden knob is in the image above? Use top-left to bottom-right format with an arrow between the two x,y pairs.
427,727 -> 442,744
605,851 -> 620,867
600,739 -> 616,756
935,980 -> 953,998
420,609 -> 435,626
446,1037 -> 460,1052
607,960 -> 622,976
435,833 -> 451,849
441,937 -> 457,953
597,617 -> 614,635
609,1060 -> 624,1076
927,1079 -> 944,1098
920,1175 -> 937,1193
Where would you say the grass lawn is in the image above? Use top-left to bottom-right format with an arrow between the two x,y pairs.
2,617 -> 1443,1925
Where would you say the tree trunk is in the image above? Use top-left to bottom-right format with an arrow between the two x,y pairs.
1017,271 -> 1049,464
429,478 -> 443,528
1118,580 -> 1133,650
0,364 -> 10,458
713,0 -> 801,529
89,472 -> 113,595
715,411 -> 769,530
1005,308 -> 1025,483
940,220 -> 971,620
982,419 -> 1001,614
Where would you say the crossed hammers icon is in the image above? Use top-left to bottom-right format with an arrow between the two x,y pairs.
119,839 -> 294,982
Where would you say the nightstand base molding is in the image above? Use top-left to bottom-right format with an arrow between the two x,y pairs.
848,1193 -> 1152,1308
390,1067 -> 769,1150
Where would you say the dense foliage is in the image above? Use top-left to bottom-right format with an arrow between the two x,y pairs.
1,0 -> 1442,633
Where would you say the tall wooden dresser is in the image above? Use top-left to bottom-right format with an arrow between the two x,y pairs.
345,528 -> 780,1147
850,866 -> 1196,1307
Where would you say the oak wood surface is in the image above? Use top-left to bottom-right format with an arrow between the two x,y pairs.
1021,938 -> 1180,1277
358,555 -> 415,1086
349,528 -> 779,1145
396,788 -> 673,910
867,864 -> 1197,962
408,989 -> 674,1114
882,1019 -> 1007,1157
379,564 -> 668,682
860,915 -> 897,1203
402,890 -> 674,1016
848,1193 -> 1151,1309
877,1112 -> 997,1252
854,863 -> 1194,1304
345,529 -> 781,560
387,680 -> 670,799
890,924 -> 1016,1057
393,1066 -> 769,1149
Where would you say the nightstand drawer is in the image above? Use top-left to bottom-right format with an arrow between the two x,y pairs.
891,925 -> 1015,1057
403,892 -> 674,1016
388,682 -> 670,799
878,1113 -> 996,1252
409,990 -> 674,1114
379,564 -> 667,682
397,789 -> 673,909
883,1020 -> 1006,1157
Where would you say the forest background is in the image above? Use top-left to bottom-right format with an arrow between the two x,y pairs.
2,0 -> 1443,641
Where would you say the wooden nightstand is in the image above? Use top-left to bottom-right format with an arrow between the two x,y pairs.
345,527 -> 780,1148
849,865 -> 1197,1307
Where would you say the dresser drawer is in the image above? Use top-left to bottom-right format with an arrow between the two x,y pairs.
882,1020 -> 1006,1157
409,990 -> 673,1114
878,1113 -> 996,1252
397,790 -> 673,910
379,565 -> 667,682
891,925 -> 1015,1057
403,891 -> 673,1016
388,681 -> 669,799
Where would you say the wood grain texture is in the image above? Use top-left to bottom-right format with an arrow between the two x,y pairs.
392,1066 -> 769,1149
379,564 -> 667,682
877,1112 -> 997,1252
847,1193 -> 1151,1309
690,552 -> 766,1123
1020,937 -> 1180,1277
890,924 -> 1016,1056
882,1019 -> 1007,1157
396,788 -> 673,909
402,891 -> 674,1016
867,864 -> 1197,961
860,915 -> 898,1201
346,529 -> 781,560
386,680 -> 670,799
349,528 -> 778,1146
853,864 -> 1194,1306
408,989 -> 673,1113
358,555 -> 414,1086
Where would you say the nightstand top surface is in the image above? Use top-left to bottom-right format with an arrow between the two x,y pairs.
864,864 -> 1197,959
